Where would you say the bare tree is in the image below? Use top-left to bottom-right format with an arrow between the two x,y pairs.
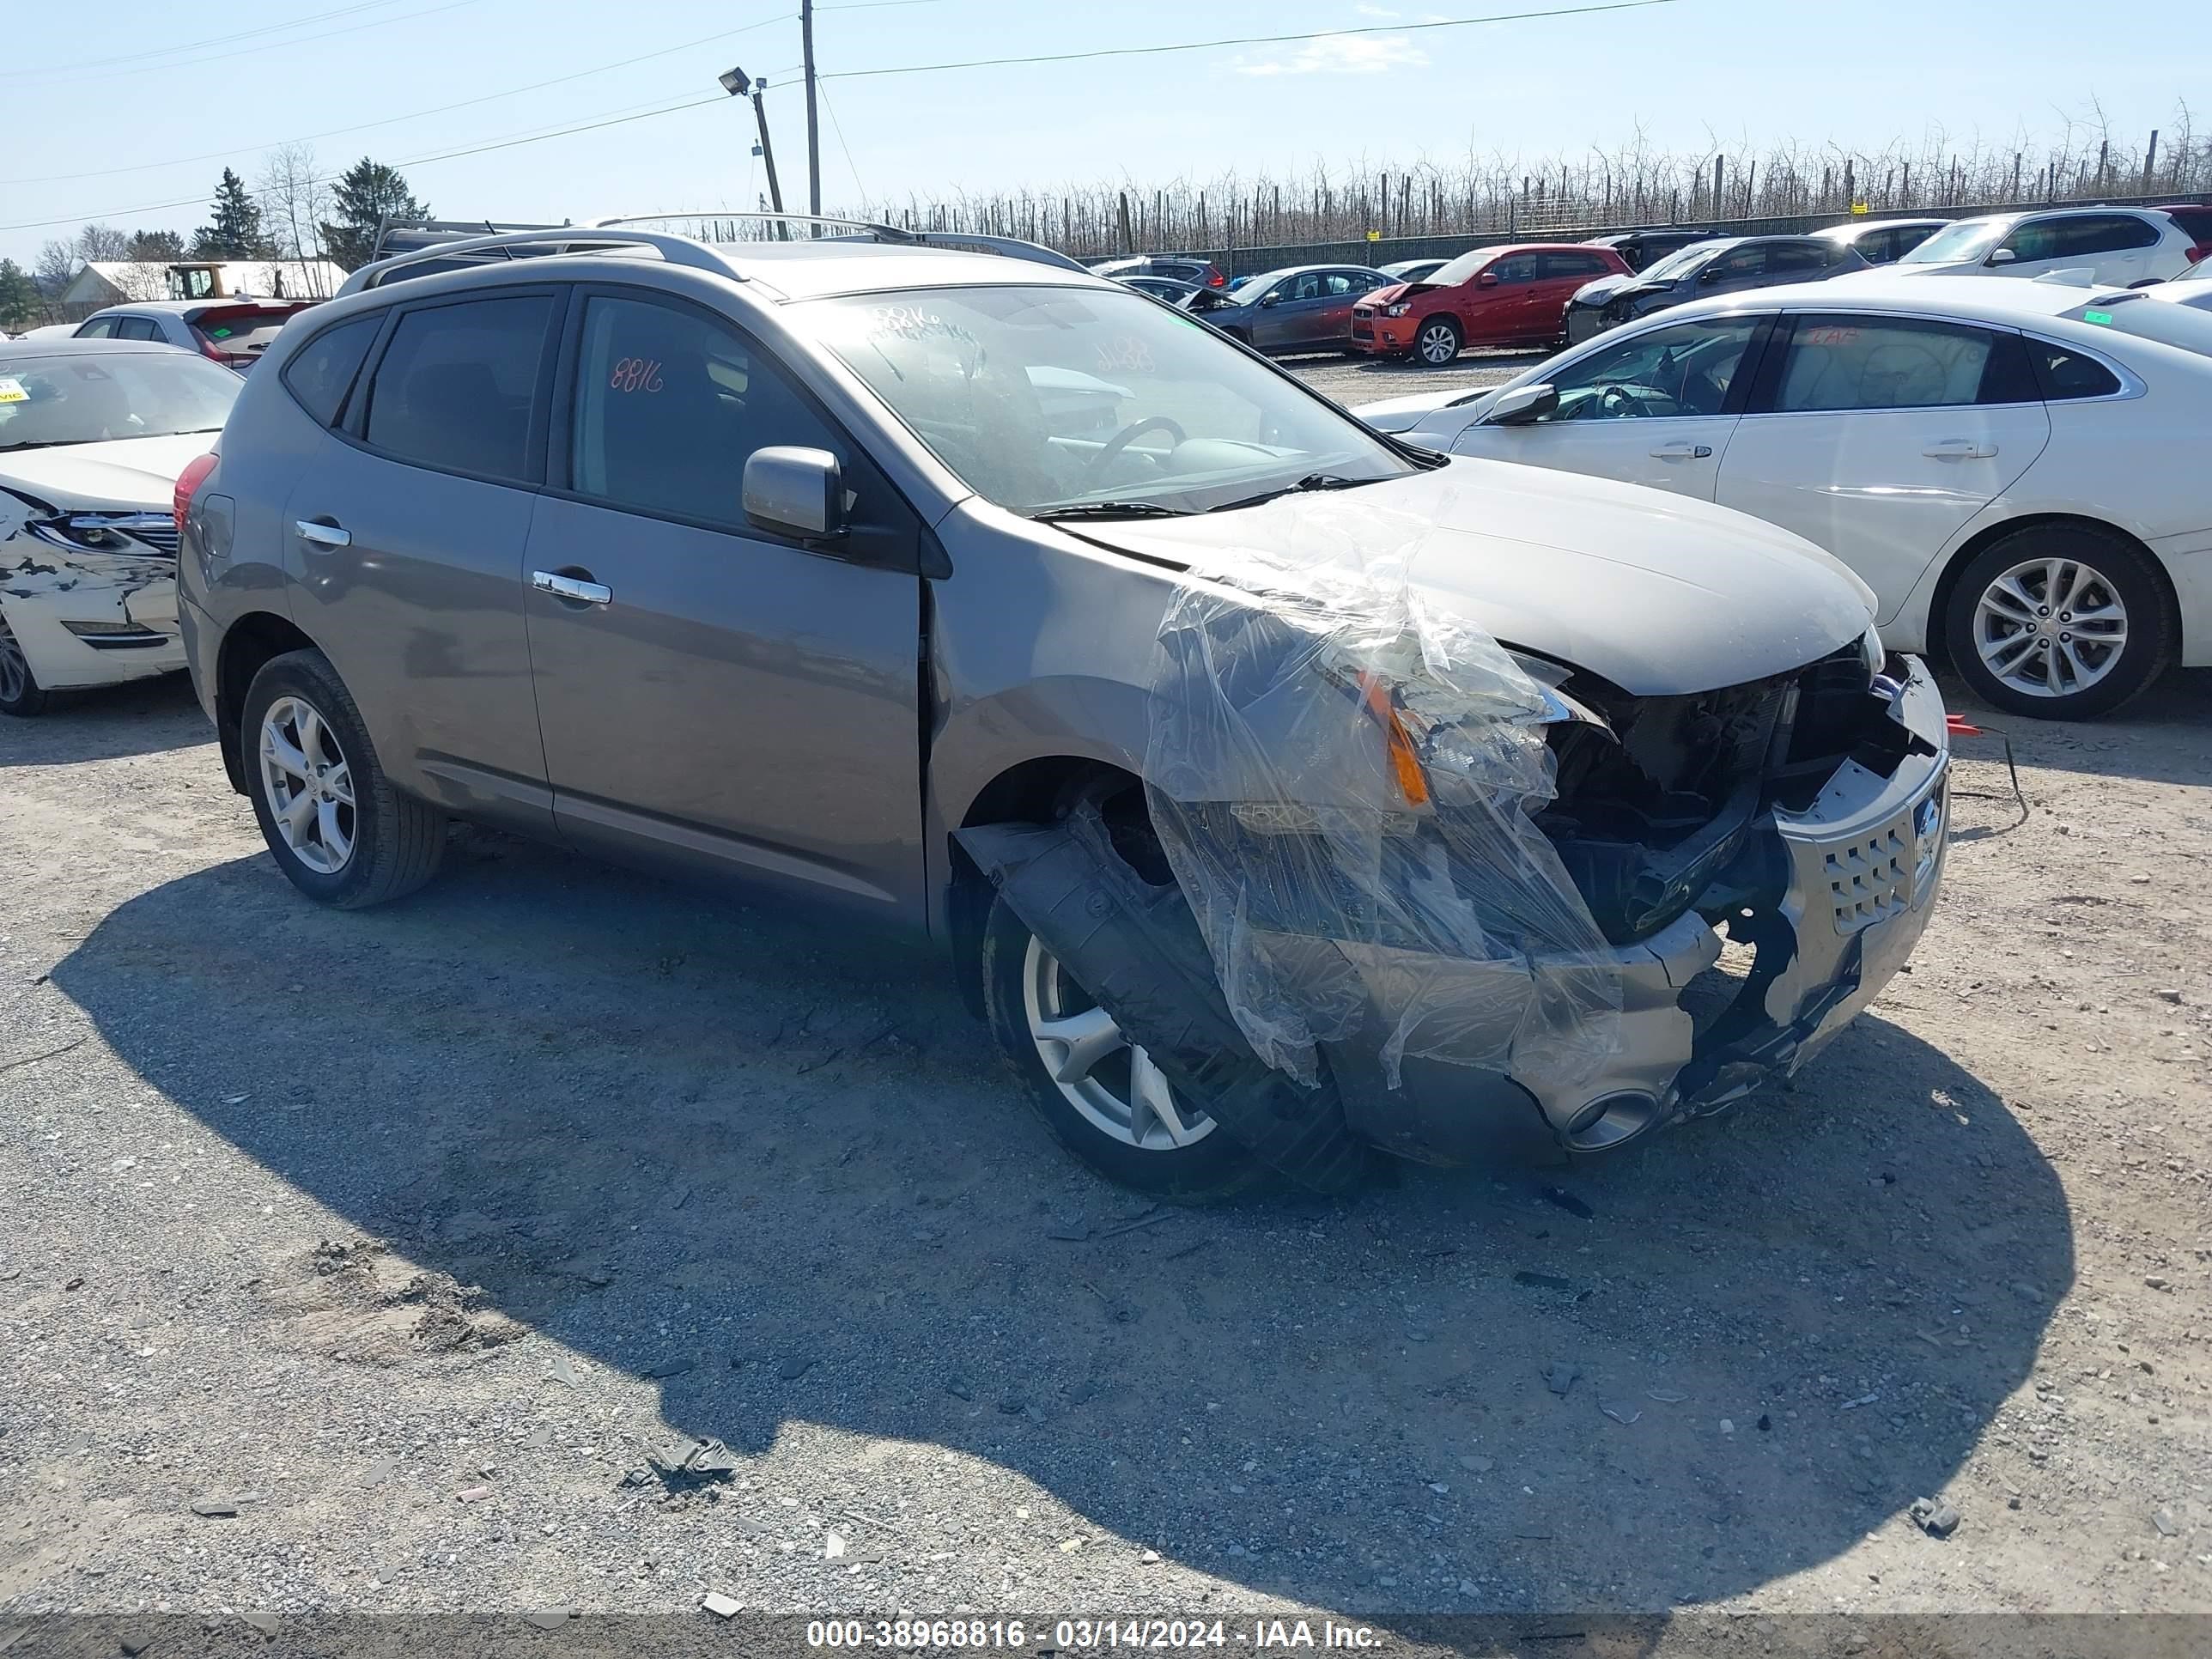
34,240 -> 78,296
73,223 -> 131,262
258,143 -> 336,296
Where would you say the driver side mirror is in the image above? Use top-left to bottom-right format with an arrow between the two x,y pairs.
1697,267 -> 1725,284
1258,292 -> 1280,307
744,447 -> 845,541
1486,383 -> 1559,426
1477,270 -> 1500,288
1988,247 -> 2018,265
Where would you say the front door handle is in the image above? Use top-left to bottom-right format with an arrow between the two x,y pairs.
1923,438 -> 1996,459
532,569 -> 612,606
295,519 -> 350,548
1649,441 -> 1713,459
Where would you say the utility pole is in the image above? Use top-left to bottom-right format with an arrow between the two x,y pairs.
801,0 -> 823,232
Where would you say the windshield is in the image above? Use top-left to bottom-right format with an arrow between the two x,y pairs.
1636,242 -> 1727,283
0,349 -> 239,450
2068,292 -> 2212,358
799,286 -> 1415,516
1901,220 -> 2004,264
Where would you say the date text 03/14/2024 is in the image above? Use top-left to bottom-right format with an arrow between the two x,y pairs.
804,1619 -> 1385,1650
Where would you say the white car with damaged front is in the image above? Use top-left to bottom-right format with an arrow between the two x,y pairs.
0,338 -> 236,715
1358,275 -> 2212,720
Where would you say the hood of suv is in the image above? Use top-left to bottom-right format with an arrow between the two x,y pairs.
1570,271 -> 1638,307
1359,282 -> 1422,310
0,432 -> 216,513
1069,459 -> 1875,696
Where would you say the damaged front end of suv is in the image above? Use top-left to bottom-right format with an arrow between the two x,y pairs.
963,472 -> 1948,1182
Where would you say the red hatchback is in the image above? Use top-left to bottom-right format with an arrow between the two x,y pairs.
1352,242 -> 1632,365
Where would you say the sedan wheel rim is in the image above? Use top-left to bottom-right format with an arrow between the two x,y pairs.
0,613 -> 27,705
1418,325 -> 1456,364
1972,556 -> 2129,701
258,695 -> 356,875
1021,934 -> 1217,1152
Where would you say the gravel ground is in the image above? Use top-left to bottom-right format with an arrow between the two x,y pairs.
3,493 -> 2209,1632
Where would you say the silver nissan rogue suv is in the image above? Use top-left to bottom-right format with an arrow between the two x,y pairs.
177,222 -> 1950,1198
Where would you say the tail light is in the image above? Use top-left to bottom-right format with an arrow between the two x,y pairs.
173,452 -> 219,538
1207,270 -> 1226,286
2190,244 -> 2211,264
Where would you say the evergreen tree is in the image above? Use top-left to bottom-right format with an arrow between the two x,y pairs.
0,259 -> 42,331
319,158 -> 430,270
193,168 -> 269,258
126,228 -> 187,261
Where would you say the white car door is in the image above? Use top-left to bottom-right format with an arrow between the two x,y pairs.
1449,313 -> 1769,499
1996,213 -> 2162,284
1715,311 -> 2051,623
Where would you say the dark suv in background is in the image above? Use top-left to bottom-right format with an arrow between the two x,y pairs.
1563,234 -> 1869,343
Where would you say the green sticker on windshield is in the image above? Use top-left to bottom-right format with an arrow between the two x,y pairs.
2082,309 -> 2114,325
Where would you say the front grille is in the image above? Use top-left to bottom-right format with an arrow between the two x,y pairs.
1352,325 -> 1373,339
1825,809 -> 1913,934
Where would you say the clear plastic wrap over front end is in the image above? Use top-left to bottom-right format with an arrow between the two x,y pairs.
1142,490 -> 1622,1094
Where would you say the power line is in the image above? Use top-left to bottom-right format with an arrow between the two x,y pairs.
3,11 -> 790,186
29,0 -> 494,88
27,0 -> 422,75
816,82 -> 868,203
0,94 -> 730,234
822,0 -> 1677,80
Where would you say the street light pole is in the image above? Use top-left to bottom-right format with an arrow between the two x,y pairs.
801,0 -> 823,232
719,66 -> 789,241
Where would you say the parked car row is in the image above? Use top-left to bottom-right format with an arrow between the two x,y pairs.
1358,271 -> 2212,720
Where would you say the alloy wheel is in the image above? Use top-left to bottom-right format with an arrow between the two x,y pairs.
1416,324 -> 1458,365
0,613 -> 28,706
258,694 -> 356,874
1020,934 -> 1217,1152
1972,556 -> 2129,701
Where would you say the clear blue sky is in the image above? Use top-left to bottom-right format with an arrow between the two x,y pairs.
5,0 -> 2208,265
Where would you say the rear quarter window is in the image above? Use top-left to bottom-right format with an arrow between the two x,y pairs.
282,314 -> 383,427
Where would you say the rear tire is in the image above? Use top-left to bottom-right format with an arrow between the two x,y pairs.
0,611 -> 49,717
1942,524 -> 2172,720
242,648 -> 446,908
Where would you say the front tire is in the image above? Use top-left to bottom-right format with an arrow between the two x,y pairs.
1413,316 -> 1462,366
982,895 -> 1255,1200
242,648 -> 446,908
0,611 -> 50,717
1943,525 -> 2173,720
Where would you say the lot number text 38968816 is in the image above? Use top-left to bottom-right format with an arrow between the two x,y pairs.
804,1619 -> 1384,1650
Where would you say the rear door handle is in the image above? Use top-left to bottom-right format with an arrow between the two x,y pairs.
1649,441 -> 1713,459
295,519 -> 350,548
1923,438 -> 1996,459
532,569 -> 612,606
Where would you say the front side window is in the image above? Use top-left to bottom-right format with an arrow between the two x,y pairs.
1534,315 -> 1761,422
1901,219 -> 2005,264
360,294 -> 552,481
568,295 -> 844,528
797,285 -> 1413,516
0,349 -> 240,450
1488,254 -> 1540,284
1773,316 -> 2005,411
283,314 -> 382,428
76,317 -> 118,338
1711,246 -> 1770,279
115,317 -> 163,342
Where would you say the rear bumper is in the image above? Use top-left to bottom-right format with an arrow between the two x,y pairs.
1300,658 -> 1952,1162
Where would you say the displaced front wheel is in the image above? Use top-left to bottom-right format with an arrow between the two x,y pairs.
0,611 -> 50,717
983,896 -> 1255,1199
243,648 -> 446,908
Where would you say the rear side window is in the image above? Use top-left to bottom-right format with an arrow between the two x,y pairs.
283,314 -> 382,427
1773,316 -> 2014,410
1767,244 -> 1832,274
1540,252 -> 1609,279
567,293 -> 846,529
192,305 -> 308,360
2062,215 -> 2161,256
361,295 -> 553,480
2027,338 -> 2124,400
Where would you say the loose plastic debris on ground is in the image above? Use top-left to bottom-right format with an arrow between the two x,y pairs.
1140,489 -> 1623,1095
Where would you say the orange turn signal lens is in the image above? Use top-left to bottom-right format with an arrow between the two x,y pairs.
1358,672 -> 1431,808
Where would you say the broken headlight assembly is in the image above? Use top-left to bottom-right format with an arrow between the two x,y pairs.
23,512 -> 179,556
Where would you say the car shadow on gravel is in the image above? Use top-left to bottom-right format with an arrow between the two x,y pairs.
52,836 -> 2069,1615
0,671 -> 209,765
1936,664 -> 2212,792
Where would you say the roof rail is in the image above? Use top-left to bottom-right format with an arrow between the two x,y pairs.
585,210 -> 917,244
337,227 -> 738,295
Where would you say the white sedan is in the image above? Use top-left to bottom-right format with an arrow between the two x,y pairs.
1,339 -> 236,715
1358,275 -> 2212,720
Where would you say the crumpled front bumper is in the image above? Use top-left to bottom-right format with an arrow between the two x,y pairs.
1,538 -> 185,691
1311,658 -> 1951,1160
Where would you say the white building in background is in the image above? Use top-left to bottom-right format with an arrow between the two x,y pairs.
58,259 -> 347,318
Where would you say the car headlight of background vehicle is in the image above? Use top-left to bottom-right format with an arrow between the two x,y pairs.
1857,623 -> 1887,680
1383,302 -> 1413,317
